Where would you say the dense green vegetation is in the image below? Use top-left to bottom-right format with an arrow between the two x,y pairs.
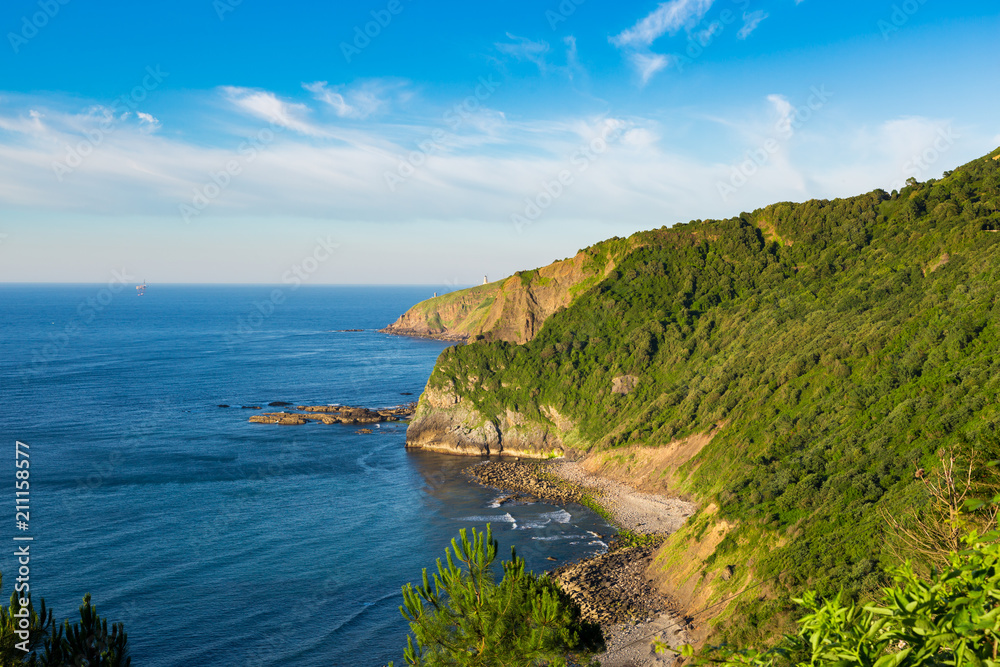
659,527 -> 1000,666
425,149 -> 1000,640
394,525 -> 602,666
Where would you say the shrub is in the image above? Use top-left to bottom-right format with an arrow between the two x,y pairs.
395,525 -> 602,666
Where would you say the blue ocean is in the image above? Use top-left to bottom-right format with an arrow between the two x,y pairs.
0,285 -> 612,666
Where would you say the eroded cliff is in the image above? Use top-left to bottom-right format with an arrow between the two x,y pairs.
382,239 -> 629,344
405,381 -> 570,458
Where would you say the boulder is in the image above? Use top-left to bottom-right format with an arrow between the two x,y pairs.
611,375 -> 639,395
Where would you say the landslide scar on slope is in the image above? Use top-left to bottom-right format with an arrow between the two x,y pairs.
580,424 -> 723,495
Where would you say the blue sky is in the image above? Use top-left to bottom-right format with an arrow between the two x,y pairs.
0,0 -> 998,284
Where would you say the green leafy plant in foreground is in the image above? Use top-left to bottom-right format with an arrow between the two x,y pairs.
394,524 -> 603,667
659,527 -> 1000,666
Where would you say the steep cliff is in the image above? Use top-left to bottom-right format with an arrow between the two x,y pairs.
405,380 -> 569,459
381,238 -> 631,344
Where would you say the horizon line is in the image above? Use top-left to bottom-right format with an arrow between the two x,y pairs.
0,281 -> 478,287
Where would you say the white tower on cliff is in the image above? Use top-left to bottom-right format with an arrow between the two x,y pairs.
483,275 -> 488,285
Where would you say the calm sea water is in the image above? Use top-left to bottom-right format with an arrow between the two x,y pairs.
0,285 -> 611,666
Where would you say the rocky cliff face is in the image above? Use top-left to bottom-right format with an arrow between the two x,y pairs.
404,382 -> 569,458
382,247 -> 620,344
394,236 -> 638,456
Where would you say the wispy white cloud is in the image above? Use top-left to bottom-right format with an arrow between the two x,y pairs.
611,0 -> 715,48
693,21 -> 722,46
0,109 -> 47,136
0,90 -> 990,242
495,34 -> 551,73
632,53 -> 672,86
737,10 -> 769,40
304,81 -> 361,118
134,111 -> 160,131
565,36 -> 582,81
811,117 -> 966,193
303,79 -> 409,120
222,86 -> 326,136
610,0 -> 715,86
767,94 -> 794,135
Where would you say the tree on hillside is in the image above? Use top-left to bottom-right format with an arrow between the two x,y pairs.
395,524 -> 603,667
882,449 -> 1000,570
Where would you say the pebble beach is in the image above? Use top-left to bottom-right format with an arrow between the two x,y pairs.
466,459 -> 699,666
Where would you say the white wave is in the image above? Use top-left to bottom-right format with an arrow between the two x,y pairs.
460,513 -> 516,524
540,509 -> 572,524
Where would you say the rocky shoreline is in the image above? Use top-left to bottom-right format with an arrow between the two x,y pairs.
247,402 -> 416,426
466,460 -> 583,505
378,326 -> 469,343
554,547 -> 690,666
466,459 -> 695,666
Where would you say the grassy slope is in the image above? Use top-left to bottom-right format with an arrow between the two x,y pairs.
383,238 -> 638,342
424,149 -> 1000,642
389,282 -> 503,337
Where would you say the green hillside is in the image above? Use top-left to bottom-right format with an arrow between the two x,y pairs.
419,149 -> 1000,641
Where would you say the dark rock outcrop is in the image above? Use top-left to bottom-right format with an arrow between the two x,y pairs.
249,403 -> 416,426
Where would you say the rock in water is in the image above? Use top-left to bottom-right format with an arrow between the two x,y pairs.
247,402 -> 417,426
